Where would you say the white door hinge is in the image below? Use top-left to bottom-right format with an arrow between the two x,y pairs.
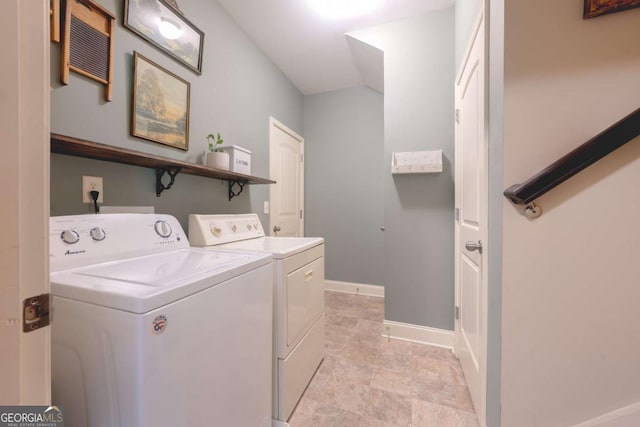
299,209 -> 303,219
455,306 -> 460,320
300,154 -> 304,163
455,109 -> 460,124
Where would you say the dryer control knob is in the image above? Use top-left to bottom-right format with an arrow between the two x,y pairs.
60,229 -> 80,244
231,225 -> 238,232
154,220 -> 172,238
89,227 -> 106,241
210,225 -> 222,237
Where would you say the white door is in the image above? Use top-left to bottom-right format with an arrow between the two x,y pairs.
269,117 -> 304,237
454,14 -> 487,426
0,0 -> 51,405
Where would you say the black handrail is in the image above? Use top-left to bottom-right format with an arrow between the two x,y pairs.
504,107 -> 640,205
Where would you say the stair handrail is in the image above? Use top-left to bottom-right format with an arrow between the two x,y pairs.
504,107 -> 640,218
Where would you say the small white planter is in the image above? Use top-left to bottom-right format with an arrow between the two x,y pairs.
206,151 -> 229,170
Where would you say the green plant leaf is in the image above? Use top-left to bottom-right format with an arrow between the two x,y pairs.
207,132 -> 225,151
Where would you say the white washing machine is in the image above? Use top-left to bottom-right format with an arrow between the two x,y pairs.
50,214 -> 274,427
189,214 -> 325,422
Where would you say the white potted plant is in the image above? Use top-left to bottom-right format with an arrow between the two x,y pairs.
206,132 -> 229,170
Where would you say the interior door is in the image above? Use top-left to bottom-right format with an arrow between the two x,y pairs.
269,118 -> 304,237
454,14 -> 487,426
0,0 -> 51,405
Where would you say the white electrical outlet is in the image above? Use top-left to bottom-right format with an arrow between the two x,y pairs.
263,201 -> 270,214
82,176 -> 104,203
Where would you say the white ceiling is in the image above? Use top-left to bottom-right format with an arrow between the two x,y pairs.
216,0 -> 455,95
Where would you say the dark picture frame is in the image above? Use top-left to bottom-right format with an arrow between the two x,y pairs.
124,0 -> 204,74
132,52 -> 190,151
584,0 -> 640,18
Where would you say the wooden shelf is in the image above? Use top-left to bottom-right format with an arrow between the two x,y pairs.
51,133 -> 275,199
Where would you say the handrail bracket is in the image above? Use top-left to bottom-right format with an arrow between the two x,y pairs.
524,202 -> 542,219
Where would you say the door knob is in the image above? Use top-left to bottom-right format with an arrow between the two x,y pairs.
465,240 -> 483,254
273,225 -> 281,235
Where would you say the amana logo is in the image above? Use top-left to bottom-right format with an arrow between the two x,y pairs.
64,249 -> 86,256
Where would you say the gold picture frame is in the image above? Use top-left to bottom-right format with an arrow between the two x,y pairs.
584,0 -> 640,18
131,52 -> 190,151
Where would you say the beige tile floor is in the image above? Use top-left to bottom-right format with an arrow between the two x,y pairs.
288,291 -> 479,427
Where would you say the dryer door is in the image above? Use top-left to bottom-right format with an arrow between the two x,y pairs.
286,256 -> 324,348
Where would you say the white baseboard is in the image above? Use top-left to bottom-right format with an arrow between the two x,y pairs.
324,280 -> 384,298
573,401 -> 640,427
382,320 -> 454,349
272,420 -> 289,427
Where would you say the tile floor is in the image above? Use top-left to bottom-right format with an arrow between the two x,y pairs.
288,291 -> 479,427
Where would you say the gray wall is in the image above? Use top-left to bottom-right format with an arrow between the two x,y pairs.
382,9 -> 455,330
353,10 -> 455,329
455,0 -> 482,72
303,86 -> 384,285
50,0 -> 303,230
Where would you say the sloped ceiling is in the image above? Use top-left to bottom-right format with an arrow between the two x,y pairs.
216,0 -> 455,95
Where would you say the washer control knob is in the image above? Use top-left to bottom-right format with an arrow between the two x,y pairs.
246,224 -> 252,230
154,220 -> 172,238
210,225 -> 222,237
231,225 -> 237,232
89,227 -> 106,241
60,229 -> 80,244
253,224 -> 259,230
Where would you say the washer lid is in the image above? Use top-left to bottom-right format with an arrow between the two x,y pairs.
51,248 -> 271,313
215,236 -> 324,259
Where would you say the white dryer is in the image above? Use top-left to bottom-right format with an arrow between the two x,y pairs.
189,213 -> 325,422
50,214 -> 273,427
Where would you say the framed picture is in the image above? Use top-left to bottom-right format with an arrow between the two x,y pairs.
584,0 -> 640,18
132,52 -> 190,151
124,0 -> 204,74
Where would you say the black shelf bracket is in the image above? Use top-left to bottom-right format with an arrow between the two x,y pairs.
228,181 -> 246,201
156,167 -> 182,197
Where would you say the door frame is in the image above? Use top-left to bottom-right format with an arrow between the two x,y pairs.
0,0 -> 51,404
453,10 -> 488,427
269,117 -> 305,237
